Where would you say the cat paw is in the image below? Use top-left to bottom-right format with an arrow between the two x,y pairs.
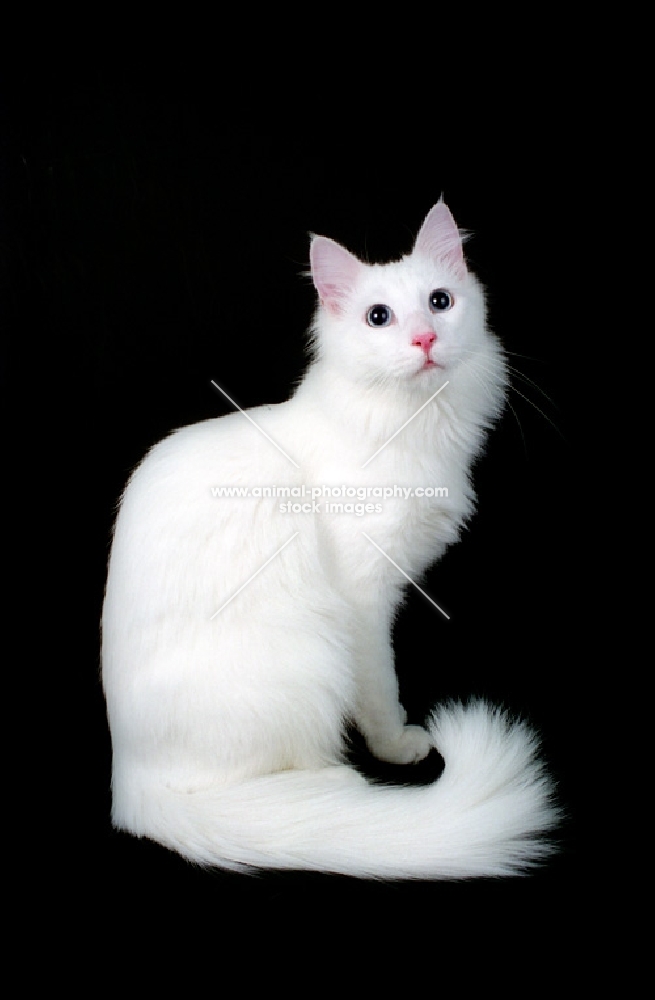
369,725 -> 433,765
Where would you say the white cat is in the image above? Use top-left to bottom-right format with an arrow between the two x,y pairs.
101,200 -> 558,878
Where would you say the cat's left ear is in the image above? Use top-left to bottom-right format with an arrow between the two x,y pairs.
413,200 -> 467,279
310,236 -> 364,316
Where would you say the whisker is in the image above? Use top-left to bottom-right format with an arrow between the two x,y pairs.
507,384 -> 564,438
464,362 -> 528,454
460,348 -> 563,441
504,363 -> 558,408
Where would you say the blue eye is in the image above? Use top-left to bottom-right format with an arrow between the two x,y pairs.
429,289 -> 453,312
367,304 -> 393,327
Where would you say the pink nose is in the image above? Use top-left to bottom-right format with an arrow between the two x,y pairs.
412,332 -> 436,356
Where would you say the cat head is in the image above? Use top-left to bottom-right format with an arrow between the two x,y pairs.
309,200 -> 488,389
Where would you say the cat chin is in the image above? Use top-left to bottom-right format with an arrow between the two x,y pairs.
413,360 -> 447,377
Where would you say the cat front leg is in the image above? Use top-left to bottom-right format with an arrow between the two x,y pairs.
350,612 -> 432,765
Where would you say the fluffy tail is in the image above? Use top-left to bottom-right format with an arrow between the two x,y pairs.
116,702 -> 559,879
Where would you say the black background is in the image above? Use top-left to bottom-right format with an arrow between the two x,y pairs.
5,61 -> 593,934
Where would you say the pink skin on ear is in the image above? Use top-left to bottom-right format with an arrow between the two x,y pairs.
310,236 -> 363,316
413,200 -> 467,279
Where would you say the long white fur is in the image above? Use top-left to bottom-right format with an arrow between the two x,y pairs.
102,201 -> 558,878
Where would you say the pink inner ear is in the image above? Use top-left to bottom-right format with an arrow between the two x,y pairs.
414,201 -> 467,279
310,236 -> 363,315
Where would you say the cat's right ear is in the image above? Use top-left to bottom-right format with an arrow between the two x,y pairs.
310,236 -> 363,316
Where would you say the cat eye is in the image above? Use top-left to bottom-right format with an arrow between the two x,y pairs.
429,289 -> 453,312
366,304 -> 394,328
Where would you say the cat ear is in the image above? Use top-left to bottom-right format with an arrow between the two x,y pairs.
310,236 -> 364,316
413,200 -> 467,278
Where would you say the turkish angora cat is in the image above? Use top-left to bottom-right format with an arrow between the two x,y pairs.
102,200 -> 557,878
